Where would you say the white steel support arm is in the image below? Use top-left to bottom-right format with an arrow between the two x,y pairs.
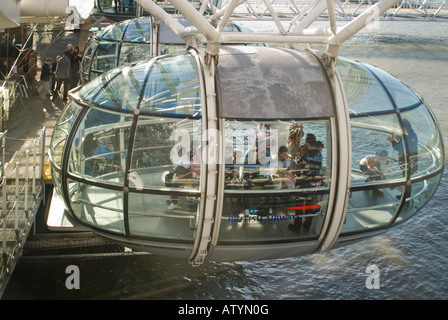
291,0 -> 328,33
217,0 -> 242,33
134,0 -> 187,37
169,0 -> 221,56
326,0 -> 400,56
214,0 -> 246,20
262,0 -> 286,34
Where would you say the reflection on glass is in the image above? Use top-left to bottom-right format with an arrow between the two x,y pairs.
395,175 -> 442,224
336,59 -> 394,115
88,63 -> 150,110
219,119 -> 331,243
129,115 -> 201,191
119,43 -> 151,65
50,101 -> 82,168
129,193 -> 197,241
365,64 -> 421,109
96,0 -> 137,15
219,193 -> 329,242
341,186 -> 403,234
351,117 -> 405,185
69,179 -> 125,235
92,42 -> 118,73
400,107 -> 443,177
68,108 -> 132,185
58,51 -> 204,240
123,18 -> 151,42
140,54 -> 201,116
224,120 -> 330,192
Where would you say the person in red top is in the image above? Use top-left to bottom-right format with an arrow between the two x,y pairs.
26,51 -> 39,95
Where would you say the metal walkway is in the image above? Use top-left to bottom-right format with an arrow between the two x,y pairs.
0,129 -> 46,297
0,18 -> 120,297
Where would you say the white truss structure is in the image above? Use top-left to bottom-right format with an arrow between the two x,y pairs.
219,0 -> 448,20
135,0 -> 402,60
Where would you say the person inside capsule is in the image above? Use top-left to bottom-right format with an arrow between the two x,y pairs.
222,119 -> 327,236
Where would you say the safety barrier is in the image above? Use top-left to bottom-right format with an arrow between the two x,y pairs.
0,127 -> 46,297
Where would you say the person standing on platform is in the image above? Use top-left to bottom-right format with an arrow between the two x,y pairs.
27,51 -> 39,95
53,51 -> 71,102
70,46 -> 81,88
72,48 -> 82,88
40,58 -> 53,97
51,55 -> 60,93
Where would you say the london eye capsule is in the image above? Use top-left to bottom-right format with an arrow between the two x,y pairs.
80,16 -> 262,83
49,45 -> 444,265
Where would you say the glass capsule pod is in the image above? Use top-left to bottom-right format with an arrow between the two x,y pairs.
94,0 -> 221,21
95,0 -> 139,18
80,16 -> 261,83
49,46 -> 445,264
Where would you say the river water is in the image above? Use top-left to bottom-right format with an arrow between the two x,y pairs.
3,20 -> 448,300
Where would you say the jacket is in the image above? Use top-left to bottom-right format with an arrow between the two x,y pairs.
56,56 -> 71,79
40,63 -> 52,81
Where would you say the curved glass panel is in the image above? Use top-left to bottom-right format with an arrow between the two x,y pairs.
395,174 -> 442,224
68,108 -> 132,185
399,106 -> 443,177
219,119 -> 331,243
49,101 -> 83,169
123,18 -> 151,43
351,113 -> 404,185
95,23 -> 116,40
91,42 -> 119,74
128,192 -> 197,240
338,59 -> 444,236
336,59 -> 394,115
365,64 -> 421,109
345,112 -> 405,234
100,22 -> 126,42
89,62 -> 151,111
96,0 -> 137,16
140,54 -> 201,117
79,67 -> 122,102
129,114 -> 201,191
80,52 -> 201,115
54,50 -> 203,241
342,185 -> 404,233
49,101 -> 83,203
119,43 -> 151,66
69,179 -> 125,235
81,38 -> 97,82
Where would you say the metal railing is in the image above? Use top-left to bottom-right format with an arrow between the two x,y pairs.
0,127 -> 46,292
